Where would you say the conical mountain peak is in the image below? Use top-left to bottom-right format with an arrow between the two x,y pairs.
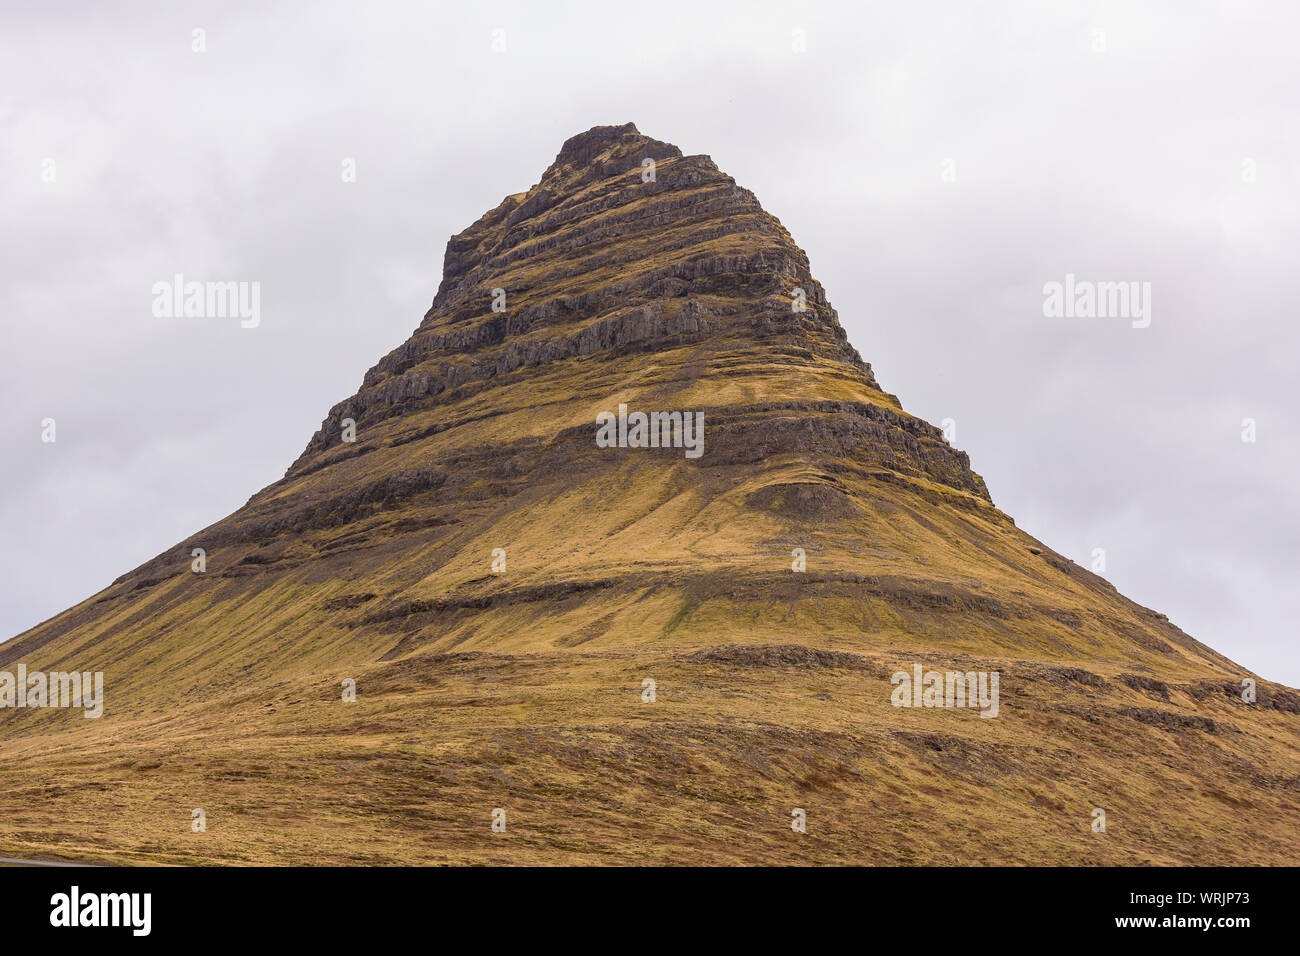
290,124 -> 958,497
543,122 -> 681,180
3,126 -> 1294,867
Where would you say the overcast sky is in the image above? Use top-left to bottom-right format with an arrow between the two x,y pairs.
3,1 -> 1296,684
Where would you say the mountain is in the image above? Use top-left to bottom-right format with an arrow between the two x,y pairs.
1,123 -> 1296,866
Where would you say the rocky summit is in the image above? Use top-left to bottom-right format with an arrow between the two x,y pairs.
2,123 -> 1297,866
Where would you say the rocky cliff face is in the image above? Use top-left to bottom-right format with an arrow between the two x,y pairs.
286,122 -> 982,498
1,124 -> 1296,866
